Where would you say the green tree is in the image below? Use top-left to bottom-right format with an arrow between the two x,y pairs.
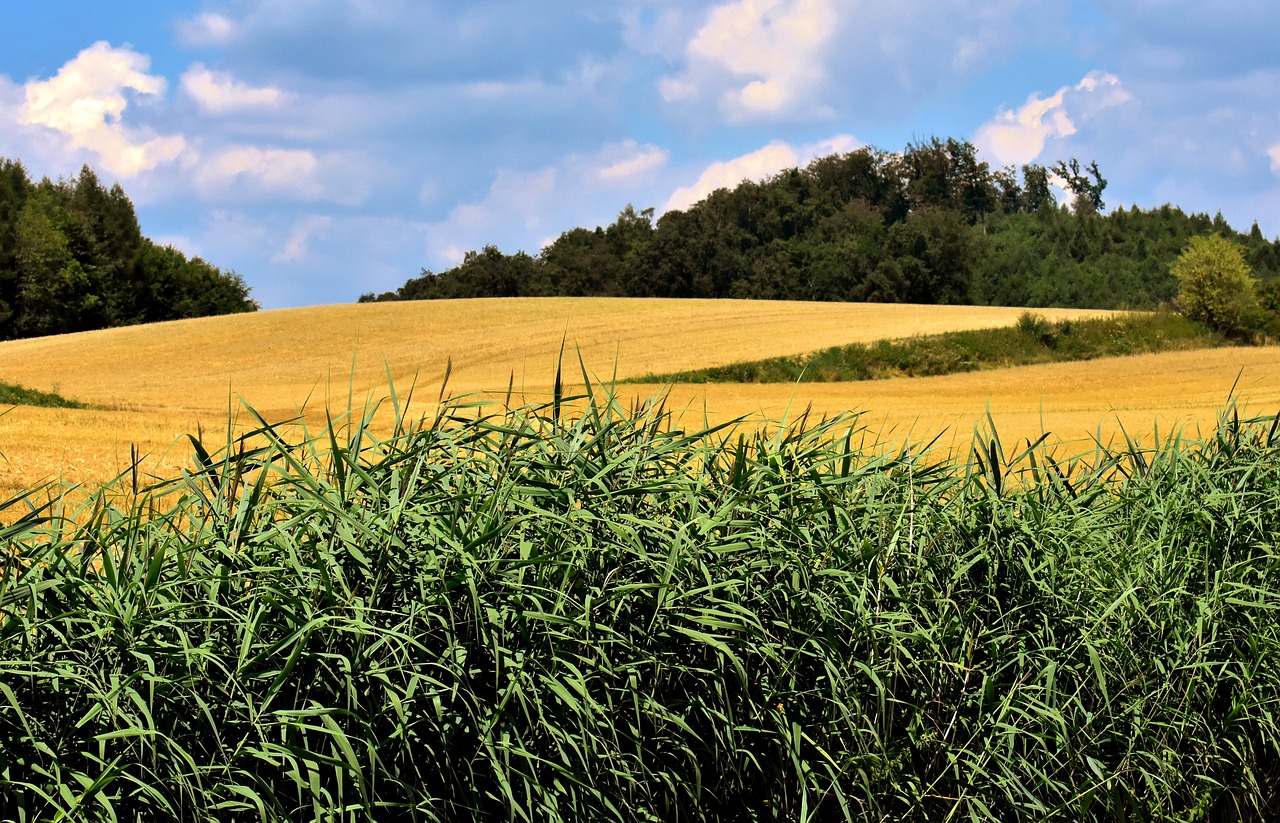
1052,159 -> 1107,215
1019,164 -> 1055,213
1172,234 -> 1259,337
140,240 -> 258,319
11,188 -> 106,337
0,158 -> 32,331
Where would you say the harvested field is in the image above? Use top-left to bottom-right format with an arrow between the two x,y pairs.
629,346 -> 1280,452
1,297 -> 1274,490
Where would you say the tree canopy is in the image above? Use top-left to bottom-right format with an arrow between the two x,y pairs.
363,138 -> 1280,314
1172,234 -> 1260,338
0,158 -> 257,341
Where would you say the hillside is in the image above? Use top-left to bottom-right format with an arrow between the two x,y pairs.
3,298 -> 1279,492
0,158 -> 257,341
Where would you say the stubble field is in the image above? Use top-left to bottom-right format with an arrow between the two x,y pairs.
1,296 -> 1277,491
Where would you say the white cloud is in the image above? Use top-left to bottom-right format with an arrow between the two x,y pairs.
421,139 -> 677,269
1269,143 -> 1280,175
662,0 -> 838,120
272,215 -> 333,263
597,140 -> 669,181
426,166 -> 559,266
0,42 -> 380,209
17,42 -> 185,177
189,146 -> 322,197
621,5 -> 697,59
657,0 -> 1046,125
176,12 -> 239,47
181,65 -> 288,113
974,71 -> 1131,167
665,134 -> 858,212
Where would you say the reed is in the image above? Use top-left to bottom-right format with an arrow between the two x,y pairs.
2,374 -> 1279,821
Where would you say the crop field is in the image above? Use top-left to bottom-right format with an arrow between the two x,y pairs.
1,297 -> 1278,491
4,297 -> 1280,820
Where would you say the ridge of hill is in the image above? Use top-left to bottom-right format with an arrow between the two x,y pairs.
363,138 -> 1280,312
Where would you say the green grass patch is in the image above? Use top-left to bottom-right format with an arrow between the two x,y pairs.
3,380 -> 1280,821
630,310 -> 1229,383
0,381 -> 90,409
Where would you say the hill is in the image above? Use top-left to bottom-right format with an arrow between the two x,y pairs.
363,138 -> 1280,312
3,298 -> 1279,492
0,158 -> 257,341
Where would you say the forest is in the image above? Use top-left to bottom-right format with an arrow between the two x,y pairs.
362,138 -> 1280,312
0,158 -> 257,341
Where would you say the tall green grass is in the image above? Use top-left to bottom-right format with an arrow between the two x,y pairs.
631,311 -> 1226,383
2,375 -> 1279,821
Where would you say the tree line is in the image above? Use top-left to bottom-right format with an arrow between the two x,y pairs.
0,158 -> 257,341
362,138 -> 1280,313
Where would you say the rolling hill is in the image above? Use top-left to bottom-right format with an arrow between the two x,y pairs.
1,297 -> 1277,491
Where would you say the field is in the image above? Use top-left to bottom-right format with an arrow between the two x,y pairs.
3,297 -> 1278,493
5,297 -> 1280,820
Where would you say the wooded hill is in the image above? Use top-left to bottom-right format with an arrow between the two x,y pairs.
363,138 -> 1280,311
0,158 -> 257,341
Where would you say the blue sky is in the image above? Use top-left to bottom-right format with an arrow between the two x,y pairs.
3,1 -> 1279,309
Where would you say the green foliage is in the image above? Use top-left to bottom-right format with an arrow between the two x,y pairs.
0,157 -> 258,340
1051,158 -> 1108,215
367,139 -> 1280,313
1172,234 -> 1260,337
4,385 -> 1280,820
0,381 -> 90,409
632,311 -> 1227,384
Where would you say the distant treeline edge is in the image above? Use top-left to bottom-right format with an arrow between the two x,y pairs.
0,158 -> 257,341
363,138 -> 1280,312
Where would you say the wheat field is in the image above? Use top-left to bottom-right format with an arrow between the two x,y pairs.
2,297 -> 1277,491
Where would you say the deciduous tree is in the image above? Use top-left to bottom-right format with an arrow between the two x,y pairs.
1172,234 -> 1258,337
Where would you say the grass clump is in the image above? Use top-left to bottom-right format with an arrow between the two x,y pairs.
0,381 -> 90,409
2,378 -> 1280,821
631,311 -> 1227,383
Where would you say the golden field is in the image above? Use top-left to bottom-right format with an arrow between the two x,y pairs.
1,297 -> 1278,491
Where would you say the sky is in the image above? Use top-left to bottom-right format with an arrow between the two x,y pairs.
2,1 -> 1280,310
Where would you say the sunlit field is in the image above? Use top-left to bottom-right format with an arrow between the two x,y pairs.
1,297 -> 1276,491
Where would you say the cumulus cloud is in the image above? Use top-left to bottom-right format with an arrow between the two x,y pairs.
665,134 -> 858,212
661,0 -> 838,120
17,41 -> 185,177
973,71 -> 1131,167
1269,143 -> 1280,175
181,65 -> 289,113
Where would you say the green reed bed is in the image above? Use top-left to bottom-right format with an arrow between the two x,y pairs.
2,380 -> 1279,821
